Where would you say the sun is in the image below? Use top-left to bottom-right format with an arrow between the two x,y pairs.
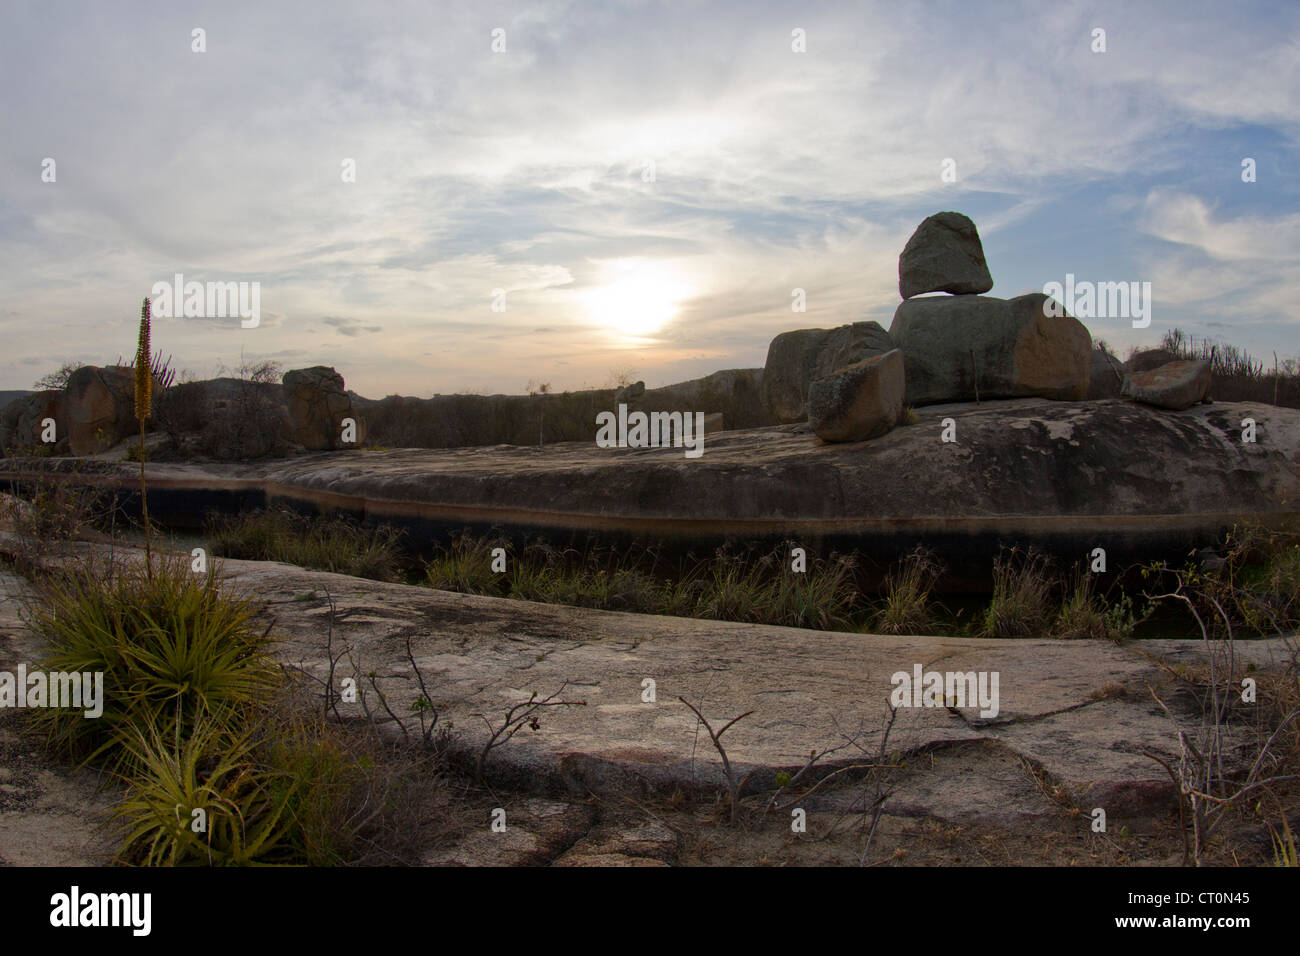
582,259 -> 690,338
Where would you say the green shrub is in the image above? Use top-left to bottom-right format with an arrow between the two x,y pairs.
111,718 -> 301,866
27,553 -> 278,773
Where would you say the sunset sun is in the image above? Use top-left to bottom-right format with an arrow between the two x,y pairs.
582,259 -> 690,339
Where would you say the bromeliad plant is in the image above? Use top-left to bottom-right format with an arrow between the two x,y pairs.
111,717 -> 303,866
27,552 -> 279,775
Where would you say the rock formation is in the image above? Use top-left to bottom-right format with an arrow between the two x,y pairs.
898,211 -> 994,299
0,389 -> 66,455
808,349 -> 905,442
64,365 -> 137,456
1086,346 -> 1125,400
282,366 -> 361,451
761,321 -> 895,423
890,293 -> 1092,406
1122,359 -> 1212,411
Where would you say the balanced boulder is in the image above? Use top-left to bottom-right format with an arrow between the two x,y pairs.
808,349 -> 906,443
899,212 -> 994,299
889,293 -> 1092,406
283,366 -> 360,450
761,321 -> 895,423
65,365 -> 137,456
1122,360 -> 1211,411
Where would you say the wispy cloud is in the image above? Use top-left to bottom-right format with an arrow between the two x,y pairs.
1,0 -> 1297,395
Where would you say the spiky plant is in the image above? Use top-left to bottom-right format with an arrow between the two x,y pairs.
135,297 -> 154,577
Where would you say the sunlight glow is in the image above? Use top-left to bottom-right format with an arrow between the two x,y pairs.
581,259 -> 691,339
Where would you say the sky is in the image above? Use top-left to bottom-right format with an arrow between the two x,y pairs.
1,0 -> 1297,398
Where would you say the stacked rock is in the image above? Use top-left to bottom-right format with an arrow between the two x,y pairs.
889,212 -> 1092,408
761,210 -> 1216,443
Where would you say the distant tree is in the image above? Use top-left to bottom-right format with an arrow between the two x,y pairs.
33,360 -> 84,391
606,366 -> 639,390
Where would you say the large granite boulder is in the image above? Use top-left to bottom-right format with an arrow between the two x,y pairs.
1087,347 -> 1125,400
899,212 -> 994,299
761,321 -> 895,423
0,390 -> 67,455
283,366 -> 360,450
65,365 -> 137,456
1122,359 -> 1212,411
808,349 -> 906,443
889,293 -> 1092,406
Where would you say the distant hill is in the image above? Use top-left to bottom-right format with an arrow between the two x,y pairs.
0,390 -> 31,408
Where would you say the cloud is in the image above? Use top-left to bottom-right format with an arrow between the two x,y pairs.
1,0 -> 1297,393
321,315 -> 384,337
1138,189 -> 1300,321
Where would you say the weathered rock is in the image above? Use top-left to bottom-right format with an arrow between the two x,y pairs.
422,798 -> 596,866
21,400 -> 1299,576
282,366 -> 358,451
899,211 -> 994,299
808,349 -> 905,443
1124,348 -> 1179,374
201,399 -> 295,460
64,366 -> 137,456
20,549 -> 1276,834
1123,359 -> 1212,411
761,322 -> 895,423
889,293 -> 1091,406
1087,347 -> 1124,400
0,390 -> 66,455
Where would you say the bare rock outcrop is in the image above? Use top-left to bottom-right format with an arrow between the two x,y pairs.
761,321 -> 895,423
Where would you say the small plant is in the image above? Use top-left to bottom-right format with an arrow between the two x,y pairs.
983,547 -> 1054,638
426,532 -> 510,595
26,552 -> 278,774
874,547 -> 940,635
1272,816 -> 1298,867
771,551 -> 857,630
207,508 -> 404,582
111,719 -> 301,866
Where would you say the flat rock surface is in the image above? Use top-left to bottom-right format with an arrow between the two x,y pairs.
0,569 -> 119,866
4,543 -> 1295,863
2,542 -> 1278,834
4,401 -> 1298,553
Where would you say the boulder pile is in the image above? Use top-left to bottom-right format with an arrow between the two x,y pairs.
762,210 -> 1213,442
